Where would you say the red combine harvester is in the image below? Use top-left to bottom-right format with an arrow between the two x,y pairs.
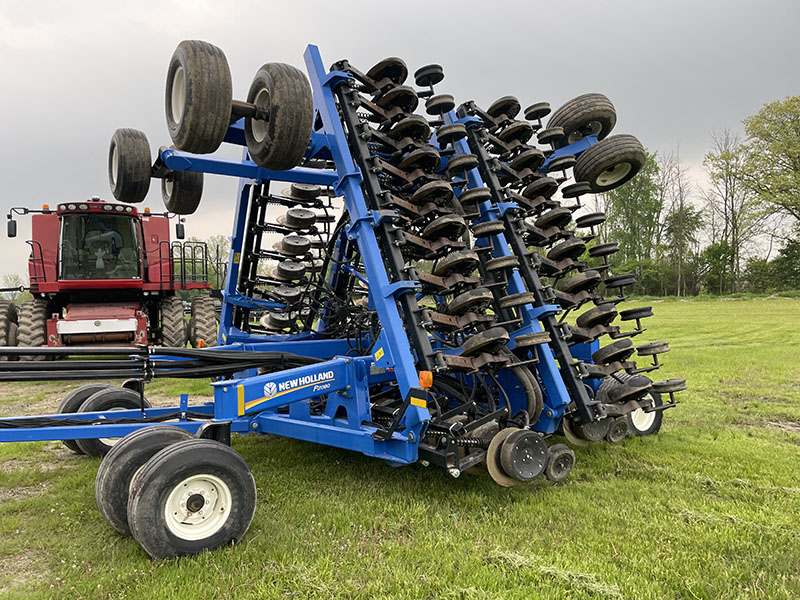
3,198 -> 218,357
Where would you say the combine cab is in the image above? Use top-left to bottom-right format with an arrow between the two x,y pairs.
5,199 -> 218,352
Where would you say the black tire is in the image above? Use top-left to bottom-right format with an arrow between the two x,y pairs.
244,63 -> 313,170
0,300 -> 18,360
190,296 -> 218,347
161,169 -> 203,215
57,383 -> 116,454
17,298 -> 49,361
96,426 -> 193,536
127,439 -> 257,559
109,128 -> 151,203
75,388 -> 152,458
548,93 -> 617,148
544,443 -> 575,483
574,135 -> 646,193
159,296 -> 187,347
165,40 -> 232,154
576,303 -> 617,329
626,392 -> 663,436
499,430 -> 548,482
592,339 -> 634,365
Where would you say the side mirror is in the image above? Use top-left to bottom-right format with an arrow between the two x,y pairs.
175,222 -> 185,240
7,218 -> 17,238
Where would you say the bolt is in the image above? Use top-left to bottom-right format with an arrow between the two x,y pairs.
223,387 -> 228,392
251,422 -> 258,430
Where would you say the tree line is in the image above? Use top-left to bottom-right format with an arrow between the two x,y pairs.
589,95 -> 800,296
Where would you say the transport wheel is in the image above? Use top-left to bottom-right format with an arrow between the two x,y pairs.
499,430 -> 548,482
244,63 -> 314,170
485,428 -> 519,487
76,388 -> 152,458
162,169 -> 203,215
547,93 -> 617,148
574,134 -> 646,193
57,383 -> 116,454
626,392 -> 663,436
0,300 -> 18,360
544,443 -> 575,483
190,296 -> 218,347
160,296 -> 187,347
17,298 -> 49,362
108,128 -> 151,203
95,425 -> 193,536
165,40 -> 232,154
127,439 -> 257,559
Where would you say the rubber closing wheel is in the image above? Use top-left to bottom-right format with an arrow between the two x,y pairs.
485,428 -> 519,487
165,40 -> 232,154
544,443 -> 575,483
245,63 -> 314,170
162,169 -> 203,215
95,425 -> 193,536
127,439 -> 256,559
574,134 -> 646,192
499,430 -> 548,482
109,129 -> 151,203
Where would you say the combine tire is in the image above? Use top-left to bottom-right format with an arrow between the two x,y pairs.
574,134 -> 646,193
244,63 -> 314,170
128,439 -> 256,559
166,40 -> 232,154
190,296 -> 218,347
160,296 -> 187,348
162,169 -> 203,215
0,301 -> 18,359
109,128 -> 151,203
17,299 -> 48,361
57,383 -> 116,454
548,93 -> 616,147
95,425 -> 193,536
75,388 -> 152,458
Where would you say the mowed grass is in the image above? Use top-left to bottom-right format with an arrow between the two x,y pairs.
1,298 -> 799,599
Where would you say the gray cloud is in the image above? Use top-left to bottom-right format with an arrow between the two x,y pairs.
1,0 -> 798,273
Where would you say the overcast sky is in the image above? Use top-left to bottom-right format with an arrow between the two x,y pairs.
0,0 -> 798,277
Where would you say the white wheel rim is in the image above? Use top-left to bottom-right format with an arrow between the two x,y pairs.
568,121 -> 603,144
110,144 -> 119,186
171,66 -> 186,125
596,162 -> 631,187
98,407 -> 127,447
630,395 -> 656,431
251,87 -> 270,143
164,473 -> 232,540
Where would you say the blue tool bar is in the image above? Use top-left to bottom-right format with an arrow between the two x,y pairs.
443,111 -> 572,433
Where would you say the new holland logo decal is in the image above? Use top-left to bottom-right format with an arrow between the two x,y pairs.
249,370 -> 336,411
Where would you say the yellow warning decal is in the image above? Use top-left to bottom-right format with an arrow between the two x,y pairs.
237,385 -> 245,416
233,252 -> 241,264
410,395 -> 427,408
374,347 -> 385,361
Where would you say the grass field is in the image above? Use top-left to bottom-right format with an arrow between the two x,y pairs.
1,297 -> 799,599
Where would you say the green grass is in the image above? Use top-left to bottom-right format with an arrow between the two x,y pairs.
1,297 -> 799,599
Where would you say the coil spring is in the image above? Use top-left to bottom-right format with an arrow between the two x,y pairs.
453,436 -> 490,449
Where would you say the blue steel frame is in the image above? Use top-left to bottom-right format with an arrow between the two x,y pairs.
0,44 -> 605,460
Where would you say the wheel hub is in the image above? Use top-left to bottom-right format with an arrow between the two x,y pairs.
165,474 -> 232,541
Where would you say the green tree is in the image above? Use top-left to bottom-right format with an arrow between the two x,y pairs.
742,96 -> 800,222
701,130 -> 763,292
